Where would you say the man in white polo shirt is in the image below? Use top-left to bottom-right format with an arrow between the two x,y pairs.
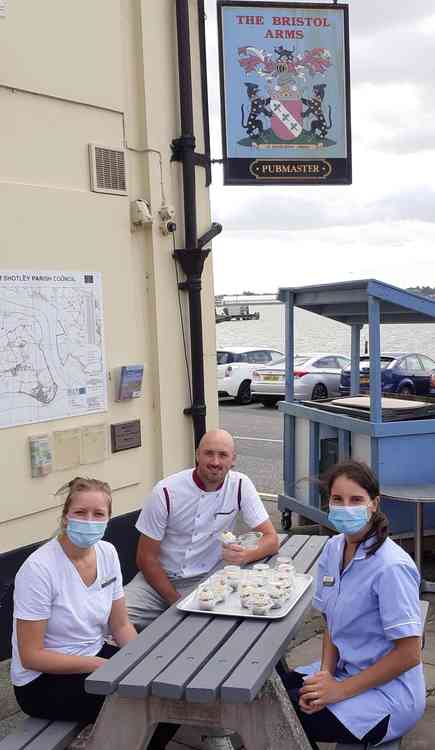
125,428 -> 279,631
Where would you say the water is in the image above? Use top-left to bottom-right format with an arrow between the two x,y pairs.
216,305 -> 435,359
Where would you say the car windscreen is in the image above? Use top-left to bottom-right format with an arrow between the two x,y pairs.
217,351 -> 232,365
343,357 -> 395,371
265,356 -> 308,368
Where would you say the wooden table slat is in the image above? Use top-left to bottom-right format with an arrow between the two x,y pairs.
220,586 -> 313,703
85,607 -> 186,695
152,617 -> 240,699
274,534 -> 310,561
292,536 -> 328,574
185,618 -> 269,703
118,614 -> 211,698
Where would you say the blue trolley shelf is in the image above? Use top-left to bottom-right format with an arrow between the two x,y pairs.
278,279 -> 435,535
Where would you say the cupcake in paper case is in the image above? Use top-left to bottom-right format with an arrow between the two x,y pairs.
248,591 -> 272,616
239,583 -> 255,609
220,531 -> 238,545
268,584 -> 285,609
197,587 -> 215,611
212,582 -> 229,603
238,531 -> 263,549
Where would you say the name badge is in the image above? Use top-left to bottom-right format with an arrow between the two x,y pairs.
101,576 -> 116,589
322,576 -> 335,587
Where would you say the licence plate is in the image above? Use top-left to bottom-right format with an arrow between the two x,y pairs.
360,376 -> 369,384
263,374 -> 282,382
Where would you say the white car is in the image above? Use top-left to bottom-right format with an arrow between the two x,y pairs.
251,353 -> 351,406
217,347 -> 284,404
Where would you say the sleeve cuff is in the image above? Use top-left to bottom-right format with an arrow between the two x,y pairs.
384,621 -> 422,640
312,596 -> 325,613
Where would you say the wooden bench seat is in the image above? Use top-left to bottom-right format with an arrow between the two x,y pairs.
0,717 -> 83,750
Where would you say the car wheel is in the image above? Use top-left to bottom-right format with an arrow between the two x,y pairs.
398,384 -> 414,397
236,379 -> 252,405
311,383 -> 328,400
261,397 -> 279,407
281,510 -> 292,531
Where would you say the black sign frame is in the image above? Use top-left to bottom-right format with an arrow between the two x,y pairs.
217,1 -> 352,186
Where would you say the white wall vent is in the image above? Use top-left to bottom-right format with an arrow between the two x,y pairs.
88,144 -> 128,196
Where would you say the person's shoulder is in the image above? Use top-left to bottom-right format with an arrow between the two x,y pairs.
16,539 -> 60,578
228,470 -> 255,487
375,537 -> 417,569
155,468 -> 193,490
96,539 -> 119,558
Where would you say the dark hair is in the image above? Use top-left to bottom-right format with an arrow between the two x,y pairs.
324,460 -> 388,557
56,476 -> 112,524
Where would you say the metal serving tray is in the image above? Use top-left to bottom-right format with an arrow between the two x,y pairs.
177,572 -> 313,620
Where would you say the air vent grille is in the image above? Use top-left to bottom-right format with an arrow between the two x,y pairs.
88,144 -> 128,196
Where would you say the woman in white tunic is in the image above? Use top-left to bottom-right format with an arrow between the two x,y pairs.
277,460 -> 425,748
11,477 -> 178,749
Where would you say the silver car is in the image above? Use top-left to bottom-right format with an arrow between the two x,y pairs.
251,353 -> 350,406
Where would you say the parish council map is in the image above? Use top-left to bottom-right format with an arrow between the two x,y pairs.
0,271 -> 107,428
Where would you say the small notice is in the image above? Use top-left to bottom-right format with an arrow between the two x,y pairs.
53,428 -> 81,471
81,423 -> 107,465
29,434 -> 52,477
0,1 -> 7,17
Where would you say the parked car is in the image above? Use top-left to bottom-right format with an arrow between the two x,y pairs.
339,352 -> 435,396
251,353 -> 350,406
217,347 -> 284,404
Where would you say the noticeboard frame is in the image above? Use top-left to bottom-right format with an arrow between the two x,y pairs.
217,1 -> 352,186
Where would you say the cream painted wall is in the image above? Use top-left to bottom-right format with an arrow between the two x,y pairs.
0,0 -> 218,553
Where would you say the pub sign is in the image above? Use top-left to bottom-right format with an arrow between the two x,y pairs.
217,2 -> 351,185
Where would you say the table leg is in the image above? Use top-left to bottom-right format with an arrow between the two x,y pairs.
415,502 -> 435,594
85,674 -> 312,750
415,502 -> 423,573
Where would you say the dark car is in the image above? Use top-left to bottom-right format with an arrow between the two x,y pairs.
339,352 -> 435,397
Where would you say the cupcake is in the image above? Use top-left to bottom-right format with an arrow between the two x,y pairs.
239,583 -> 255,608
212,583 -> 228,603
220,531 -> 237,544
198,587 -> 215,611
249,591 -> 272,616
269,584 -> 284,609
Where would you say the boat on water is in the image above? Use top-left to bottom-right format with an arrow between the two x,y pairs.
215,304 -> 260,324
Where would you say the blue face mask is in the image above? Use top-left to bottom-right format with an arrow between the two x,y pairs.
66,518 -> 107,548
328,505 -> 370,535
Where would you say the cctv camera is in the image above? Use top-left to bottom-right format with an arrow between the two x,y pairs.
167,221 -> 177,234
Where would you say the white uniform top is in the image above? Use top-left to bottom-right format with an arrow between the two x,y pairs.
298,534 -> 426,742
135,468 -> 269,578
11,538 -> 124,686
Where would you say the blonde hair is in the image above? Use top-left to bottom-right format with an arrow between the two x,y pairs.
56,477 -> 112,526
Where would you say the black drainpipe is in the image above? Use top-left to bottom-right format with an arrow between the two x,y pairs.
173,0 -> 221,448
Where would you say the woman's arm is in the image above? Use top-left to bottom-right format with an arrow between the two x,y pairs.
300,635 -> 421,709
320,626 -> 339,674
108,597 -> 137,646
17,620 -> 107,674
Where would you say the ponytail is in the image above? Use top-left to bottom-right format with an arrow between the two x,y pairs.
358,509 -> 389,557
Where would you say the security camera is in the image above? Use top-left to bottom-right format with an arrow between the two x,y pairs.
158,205 -> 176,235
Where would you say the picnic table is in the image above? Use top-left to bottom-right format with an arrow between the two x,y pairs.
85,533 -> 328,750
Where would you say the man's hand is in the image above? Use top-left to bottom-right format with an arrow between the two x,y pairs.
299,671 -> 344,712
222,543 -> 248,565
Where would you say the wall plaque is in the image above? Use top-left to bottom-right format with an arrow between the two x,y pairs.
110,420 -> 141,453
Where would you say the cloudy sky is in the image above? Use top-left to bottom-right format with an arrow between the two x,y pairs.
204,0 -> 435,294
